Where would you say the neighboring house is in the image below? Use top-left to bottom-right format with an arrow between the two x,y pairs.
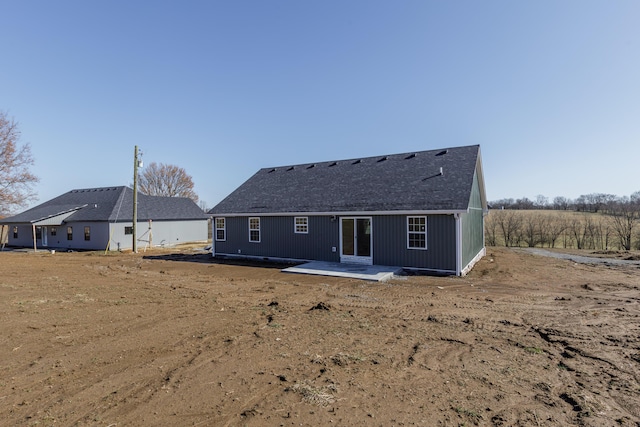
209,144 -> 488,276
1,186 -> 208,251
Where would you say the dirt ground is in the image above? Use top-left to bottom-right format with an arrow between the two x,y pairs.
1,246 -> 639,427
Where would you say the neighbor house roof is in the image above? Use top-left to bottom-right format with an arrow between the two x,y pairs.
1,186 -> 207,225
210,144 -> 486,216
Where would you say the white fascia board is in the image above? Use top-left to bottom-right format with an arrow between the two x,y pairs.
215,209 -> 467,217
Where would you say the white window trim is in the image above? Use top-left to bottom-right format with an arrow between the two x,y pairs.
249,217 -> 261,243
294,216 -> 308,234
407,216 -> 427,250
215,217 -> 226,241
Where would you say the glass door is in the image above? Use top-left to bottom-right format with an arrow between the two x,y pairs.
340,217 -> 372,264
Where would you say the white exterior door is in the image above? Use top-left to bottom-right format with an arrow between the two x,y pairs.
340,217 -> 372,265
42,226 -> 48,247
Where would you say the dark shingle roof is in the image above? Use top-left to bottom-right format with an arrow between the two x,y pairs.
210,144 -> 483,215
1,186 -> 207,224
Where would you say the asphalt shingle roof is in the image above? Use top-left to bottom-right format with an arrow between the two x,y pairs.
210,144 -> 483,215
2,186 -> 207,224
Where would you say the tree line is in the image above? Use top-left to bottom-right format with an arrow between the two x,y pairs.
490,191 -> 640,213
486,192 -> 640,250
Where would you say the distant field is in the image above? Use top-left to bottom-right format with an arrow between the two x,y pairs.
485,209 -> 639,250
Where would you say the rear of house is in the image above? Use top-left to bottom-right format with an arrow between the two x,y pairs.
210,145 -> 488,275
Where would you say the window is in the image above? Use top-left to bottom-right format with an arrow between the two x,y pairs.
84,226 -> 91,241
215,218 -> 226,241
13,226 -> 18,239
124,226 -> 133,235
407,216 -> 427,249
294,217 -> 308,234
249,217 -> 260,242
51,227 -> 57,236
67,226 -> 73,241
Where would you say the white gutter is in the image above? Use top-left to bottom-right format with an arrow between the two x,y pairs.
215,209 -> 468,217
454,213 -> 462,276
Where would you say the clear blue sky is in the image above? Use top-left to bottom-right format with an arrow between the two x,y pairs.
2,1 -> 639,210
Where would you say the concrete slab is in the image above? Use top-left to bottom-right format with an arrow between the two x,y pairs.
282,261 -> 403,282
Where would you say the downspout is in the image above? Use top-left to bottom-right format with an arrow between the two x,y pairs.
211,218 -> 215,257
454,213 -> 462,276
32,223 -> 37,252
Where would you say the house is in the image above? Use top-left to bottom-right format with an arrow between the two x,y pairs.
209,144 -> 488,275
1,186 -> 208,251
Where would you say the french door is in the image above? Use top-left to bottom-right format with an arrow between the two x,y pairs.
340,217 -> 372,264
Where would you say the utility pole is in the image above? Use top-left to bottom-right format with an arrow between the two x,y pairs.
132,145 -> 139,253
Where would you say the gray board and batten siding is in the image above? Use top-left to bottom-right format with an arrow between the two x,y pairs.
210,144 -> 488,275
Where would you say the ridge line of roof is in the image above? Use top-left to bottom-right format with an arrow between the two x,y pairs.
257,144 -> 479,171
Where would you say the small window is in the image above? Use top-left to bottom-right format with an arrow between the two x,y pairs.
13,226 -> 18,239
294,217 -> 308,234
51,227 -> 57,236
215,218 -> 226,241
84,226 -> 91,241
249,217 -> 260,242
124,226 -> 133,235
67,226 -> 73,241
407,216 -> 427,249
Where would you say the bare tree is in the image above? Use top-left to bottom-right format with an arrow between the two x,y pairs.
138,162 -> 199,203
568,215 -> 591,249
485,213 -> 499,246
0,112 -> 39,216
522,213 -> 545,247
607,198 -> 638,250
534,194 -> 549,210
553,196 -> 571,211
545,215 -> 567,248
493,209 -> 522,247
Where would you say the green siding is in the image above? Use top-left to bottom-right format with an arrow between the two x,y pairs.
461,170 -> 485,268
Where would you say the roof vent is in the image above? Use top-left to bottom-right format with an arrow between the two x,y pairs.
436,149 -> 448,156
405,153 -> 416,159
287,166 -> 295,171
422,167 -> 444,181
267,168 -> 276,173
352,159 -> 361,165
306,164 -> 315,169
377,156 -> 388,163
328,161 -> 338,167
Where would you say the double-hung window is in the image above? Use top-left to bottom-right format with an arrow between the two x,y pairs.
215,218 -> 226,241
294,217 -> 308,234
407,216 -> 427,249
249,217 -> 260,242
84,226 -> 91,241
67,226 -> 73,241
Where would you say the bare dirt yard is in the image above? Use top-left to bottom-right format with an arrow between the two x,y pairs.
1,246 -> 639,426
